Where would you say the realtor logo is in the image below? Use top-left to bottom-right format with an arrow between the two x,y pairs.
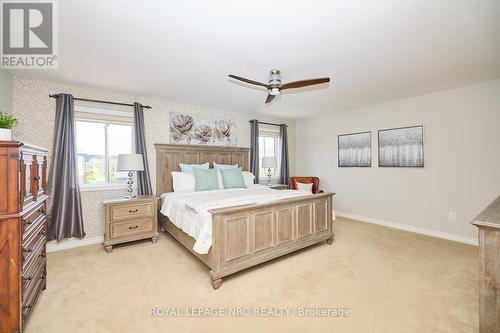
1,0 -> 58,68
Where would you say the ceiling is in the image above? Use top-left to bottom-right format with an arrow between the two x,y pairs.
10,0 -> 500,118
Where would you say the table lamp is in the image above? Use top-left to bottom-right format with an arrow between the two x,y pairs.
117,153 -> 144,198
261,156 -> 277,186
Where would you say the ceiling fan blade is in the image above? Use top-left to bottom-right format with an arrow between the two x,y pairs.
228,75 -> 270,89
280,77 -> 330,90
265,94 -> 276,104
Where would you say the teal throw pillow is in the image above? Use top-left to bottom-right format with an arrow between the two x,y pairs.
193,168 -> 219,191
180,162 -> 209,173
220,168 -> 247,189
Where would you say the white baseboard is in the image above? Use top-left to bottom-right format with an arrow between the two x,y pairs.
45,213 -> 477,252
47,236 -> 104,253
336,211 -> 478,246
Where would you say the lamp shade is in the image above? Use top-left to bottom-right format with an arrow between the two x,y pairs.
117,154 -> 144,171
261,156 -> 277,168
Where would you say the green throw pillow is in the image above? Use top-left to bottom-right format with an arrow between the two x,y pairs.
220,168 -> 247,189
193,168 -> 219,191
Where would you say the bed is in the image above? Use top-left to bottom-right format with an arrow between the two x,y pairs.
156,143 -> 335,289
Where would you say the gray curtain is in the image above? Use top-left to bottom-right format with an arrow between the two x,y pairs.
279,124 -> 290,185
249,119 -> 259,182
133,102 -> 152,195
47,94 -> 85,241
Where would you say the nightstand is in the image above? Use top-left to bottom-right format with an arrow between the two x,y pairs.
269,184 -> 288,190
103,195 -> 160,253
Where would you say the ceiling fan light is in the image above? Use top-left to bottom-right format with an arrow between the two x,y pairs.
269,69 -> 282,87
269,88 -> 280,96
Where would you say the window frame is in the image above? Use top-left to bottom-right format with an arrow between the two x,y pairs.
258,125 -> 281,182
74,106 -> 135,191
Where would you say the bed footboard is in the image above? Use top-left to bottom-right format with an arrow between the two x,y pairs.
208,192 -> 334,289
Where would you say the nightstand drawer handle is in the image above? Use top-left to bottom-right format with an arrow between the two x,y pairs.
129,225 -> 138,230
128,209 -> 139,213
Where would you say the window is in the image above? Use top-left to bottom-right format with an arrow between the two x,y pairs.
75,107 -> 133,188
258,125 -> 280,180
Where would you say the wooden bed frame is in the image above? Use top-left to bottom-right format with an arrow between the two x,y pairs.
155,143 -> 334,289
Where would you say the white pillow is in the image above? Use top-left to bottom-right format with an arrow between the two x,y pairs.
213,162 -> 239,169
171,171 -> 195,192
242,171 -> 256,186
296,182 -> 313,193
217,170 -> 224,189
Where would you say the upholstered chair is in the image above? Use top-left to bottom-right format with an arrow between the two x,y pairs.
289,176 -> 323,194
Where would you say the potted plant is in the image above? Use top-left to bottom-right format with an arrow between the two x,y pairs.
0,112 -> 17,140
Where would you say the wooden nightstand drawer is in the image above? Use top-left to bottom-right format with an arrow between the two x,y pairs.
111,219 -> 153,238
110,202 -> 154,222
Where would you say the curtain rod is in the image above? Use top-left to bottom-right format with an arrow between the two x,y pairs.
48,94 -> 152,109
250,120 -> 288,127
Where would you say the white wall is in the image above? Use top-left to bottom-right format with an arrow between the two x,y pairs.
296,80 -> 500,241
0,70 -> 13,113
12,77 -> 295,241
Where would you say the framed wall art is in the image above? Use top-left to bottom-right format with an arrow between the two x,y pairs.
169,113 -> 237,146
378,125 -> 424,167
338,131 -> 371,167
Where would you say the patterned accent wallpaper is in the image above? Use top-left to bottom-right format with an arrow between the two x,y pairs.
12,77 -> 296,239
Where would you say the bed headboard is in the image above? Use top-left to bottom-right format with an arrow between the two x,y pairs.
155,143 -> 250,194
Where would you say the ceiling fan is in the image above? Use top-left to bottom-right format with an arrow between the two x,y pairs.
228,69 -> 330,104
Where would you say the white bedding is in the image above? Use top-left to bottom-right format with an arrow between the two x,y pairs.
160,184 -> 313,254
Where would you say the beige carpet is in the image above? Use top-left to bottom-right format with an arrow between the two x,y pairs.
26,218 -> 478,333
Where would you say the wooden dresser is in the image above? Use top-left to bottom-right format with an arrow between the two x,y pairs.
0,141 -> 49,333
472,196 -> 500,333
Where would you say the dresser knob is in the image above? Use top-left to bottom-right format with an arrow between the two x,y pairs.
33,176 -> 40,181
24,247 -> 33,253
24,220 -> 33,226
128,209 -> 138,213
129,225 -> 138,230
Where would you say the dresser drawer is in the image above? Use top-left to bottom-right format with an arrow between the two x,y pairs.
111,219 -> 153,238
22,232 -> 46,275
22,263 -> 46,328
110,202 -> 154,222
23,213 -> 46,246
22,202 -> 45,239
22,256 -> 46,303
22,219 -> 46,265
